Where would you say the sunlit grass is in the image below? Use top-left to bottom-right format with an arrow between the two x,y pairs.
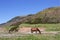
20,23 -> 60,31
2,23 -> 60,40
0,33 -> 60,40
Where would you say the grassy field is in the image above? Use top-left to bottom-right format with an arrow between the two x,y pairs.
5,23 -> 60,31
2,23 -> 60,40
0,33 -> 60,40
20,23 -> 60,31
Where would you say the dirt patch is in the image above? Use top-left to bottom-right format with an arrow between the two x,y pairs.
18,27 -> 31,33
18,27 -> 46,33
0,27 -> 7,32
38,27 -> 46,32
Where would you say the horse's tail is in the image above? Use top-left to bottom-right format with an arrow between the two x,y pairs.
37,28 -> 41,34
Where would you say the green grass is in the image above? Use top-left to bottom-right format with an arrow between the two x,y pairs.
0,34 -> 60,40
19,23 -> 60,31
2,23 -> 60,40
5,23 -> 60,31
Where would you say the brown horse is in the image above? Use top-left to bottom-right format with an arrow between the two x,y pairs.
31,28 -> 41,34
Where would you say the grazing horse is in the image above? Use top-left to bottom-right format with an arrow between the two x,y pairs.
8,19 -> 27,33
31,28 -> 41,34
8,23 -> 20,33
9,26 -> 19,33
8,22 -> 22,33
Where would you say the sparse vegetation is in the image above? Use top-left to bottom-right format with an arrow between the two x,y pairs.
4,23 -> 60,31
0,33 -> 60,40
20,23 -> 60,31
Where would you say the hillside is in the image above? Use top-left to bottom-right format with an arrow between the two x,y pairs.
0,7 -> 60,27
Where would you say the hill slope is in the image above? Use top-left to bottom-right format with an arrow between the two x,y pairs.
0,7 -> 60,27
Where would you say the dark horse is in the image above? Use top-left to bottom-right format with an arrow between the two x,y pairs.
31,28 -> 41,34
8,22 -> 22,33
9,26 -> 18,33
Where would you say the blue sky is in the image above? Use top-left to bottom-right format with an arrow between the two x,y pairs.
0,0 -> 60,24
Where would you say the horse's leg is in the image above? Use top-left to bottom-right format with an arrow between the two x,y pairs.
15,29 -> 18,32
9,28 -> 14,33
36,30 -> 37,34
9,30 -> 12,34
31,30 -> 33,33
9,30 -> 11,33
38,30 -> 41,34
31,29 -> 32,33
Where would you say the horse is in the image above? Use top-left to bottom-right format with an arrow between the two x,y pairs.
8,26 -> 19,33
8,22 -> 21,33
31,28 -> 41,34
